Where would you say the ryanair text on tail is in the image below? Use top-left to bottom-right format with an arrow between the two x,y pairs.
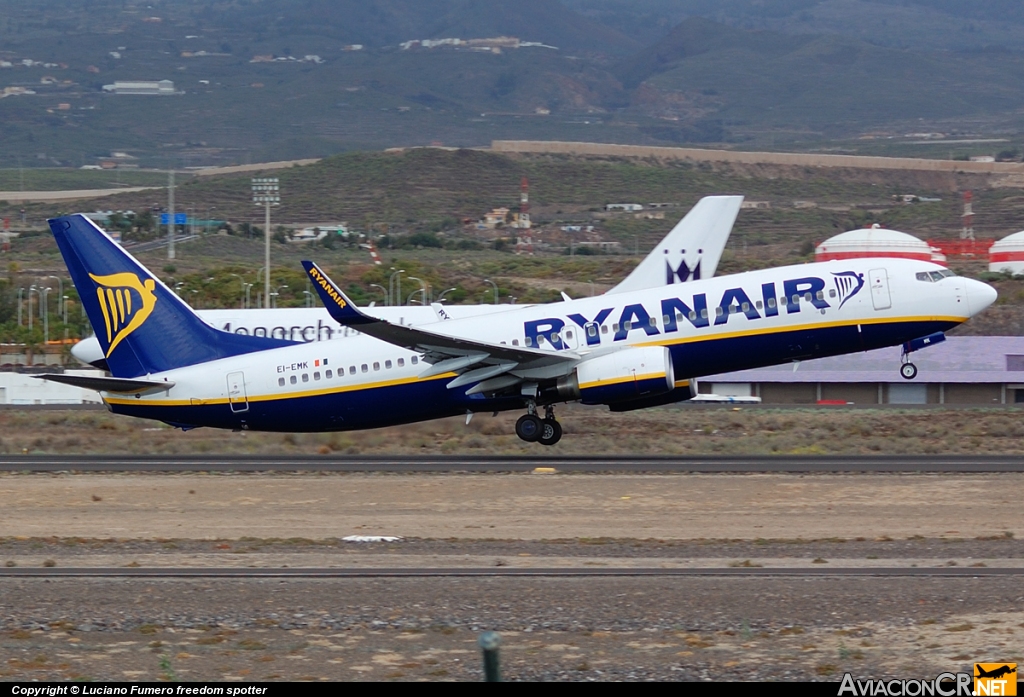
838,664 -> 1017,697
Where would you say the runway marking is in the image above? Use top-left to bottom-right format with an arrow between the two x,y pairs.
2,567 -> 1022,578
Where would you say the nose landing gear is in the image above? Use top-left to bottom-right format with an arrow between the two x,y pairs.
515,403 -> 562,446
899,361 -> 918,380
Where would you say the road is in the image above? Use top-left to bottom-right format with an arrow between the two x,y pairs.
1,453 -> 1023,472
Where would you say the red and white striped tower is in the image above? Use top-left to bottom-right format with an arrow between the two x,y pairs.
961,190 -> 974,241
519,176 -> 530,229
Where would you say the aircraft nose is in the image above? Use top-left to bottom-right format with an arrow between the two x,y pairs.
965,278 -> 998,316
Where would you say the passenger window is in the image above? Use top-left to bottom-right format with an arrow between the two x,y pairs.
385,360 -> 392,369
791,295 -> 800,304
768,298 -> 776,309
549,332 -> 558,343
512,339 -> 519,346
313,371 -> 320,380
525,336 -> 533,346
715,307 -> 724,317
624,321 -> 632,331
373,362 -> 380,371
301,374 -> 309,383
612,323 -> 619,332
816,291 -> 824,301
688,311 -> 697,321
700,308 -> 708,319
397,358 -> 404,367
829,290 -> 837,298
278,377 -> 285,387
755,300 -> 763,310
649,317 -> 657,327
601,325 -> 608,334
361,364 -> 368,373
349,366 -> 356,375
290,375 -> 297,385
326,370 -> 333,379
804,292 -> 812,302
587,325 -> 597,338
741,302 -> 749,312
565,331 -> 573,340
412,356 -> 419,364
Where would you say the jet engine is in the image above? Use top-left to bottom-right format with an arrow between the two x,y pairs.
554,346 -> 675,405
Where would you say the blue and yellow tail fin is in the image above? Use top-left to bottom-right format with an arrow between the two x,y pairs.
49,214 -> 297,378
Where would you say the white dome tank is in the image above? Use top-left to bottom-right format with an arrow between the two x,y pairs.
815,225 -> 946,265
989,231 -> 1024,274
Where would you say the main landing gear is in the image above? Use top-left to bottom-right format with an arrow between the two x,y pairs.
515,404 -> 562,446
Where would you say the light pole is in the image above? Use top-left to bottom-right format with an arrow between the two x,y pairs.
17,287 -> 24,326
252,177 -> 280,310
45,276 -> 63,319
436,287 -> 457,303
388,269 -> 405,308
41,287 -> 50,344
167,169 -> 175,260
62,296 -> 69,325
28,286 -> 36,331
407,277 -> 426,306
369,283 -> 388,306
230,273 -> 246,309
271,284 -> 288,308
484,278 -> 498,305
244,283 -> 253,309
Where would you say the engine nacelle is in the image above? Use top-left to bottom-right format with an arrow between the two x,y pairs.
556,346 -> 675,405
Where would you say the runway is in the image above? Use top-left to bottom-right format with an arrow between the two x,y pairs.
2,454 -> 1024,473
1,566 -> 1022,578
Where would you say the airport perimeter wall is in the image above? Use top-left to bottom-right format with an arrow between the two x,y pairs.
491,140 -> 1024,176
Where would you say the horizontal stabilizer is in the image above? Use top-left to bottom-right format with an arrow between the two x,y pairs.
35,373 -> 174,394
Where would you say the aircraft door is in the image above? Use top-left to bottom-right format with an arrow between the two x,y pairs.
227,371 -> 249,413
560,325 -> 579,351
868,268 -> 892,310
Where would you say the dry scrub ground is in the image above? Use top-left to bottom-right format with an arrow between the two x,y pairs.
4,405 -> 1024,456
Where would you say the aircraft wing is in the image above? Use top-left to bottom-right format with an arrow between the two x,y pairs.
605,195 -> 742,295
302,262 -> 577,379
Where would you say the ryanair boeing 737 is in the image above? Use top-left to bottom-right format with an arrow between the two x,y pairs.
69,195 -> 744,370
42,213 -> 997,445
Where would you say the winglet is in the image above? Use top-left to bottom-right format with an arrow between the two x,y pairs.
302,261 -> 375,326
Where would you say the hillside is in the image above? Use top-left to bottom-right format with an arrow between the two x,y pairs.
4,1 -> 1024,167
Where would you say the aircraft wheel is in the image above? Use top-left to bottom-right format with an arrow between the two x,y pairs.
515,414 -> 543,442
538,419 -> 562,446
900,362 -> 918,380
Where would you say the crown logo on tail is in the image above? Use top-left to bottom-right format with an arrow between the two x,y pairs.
88,272 -> 158,357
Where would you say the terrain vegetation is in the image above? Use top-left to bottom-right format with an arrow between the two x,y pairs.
3,147 -> 1024,347
3,1 -> 1024,167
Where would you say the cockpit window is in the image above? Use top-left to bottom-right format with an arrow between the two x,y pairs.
917,269 -> 956,282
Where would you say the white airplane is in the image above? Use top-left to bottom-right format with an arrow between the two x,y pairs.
70,196 -> 744,369
41,213 -> 996,445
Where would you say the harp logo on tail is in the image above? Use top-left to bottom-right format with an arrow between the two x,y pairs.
89,272 -> 158,357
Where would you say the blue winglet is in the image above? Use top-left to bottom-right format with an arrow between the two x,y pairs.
302,261 -> 375,326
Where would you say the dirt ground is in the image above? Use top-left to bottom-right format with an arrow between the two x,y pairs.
0,472 -> 1020,540
1,471 -> 1022,682
6,404 -> 1024,456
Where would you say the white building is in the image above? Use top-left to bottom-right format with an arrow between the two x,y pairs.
605,203 -> 643,212
0,370 -> 103,405
102,80 -> 177,95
